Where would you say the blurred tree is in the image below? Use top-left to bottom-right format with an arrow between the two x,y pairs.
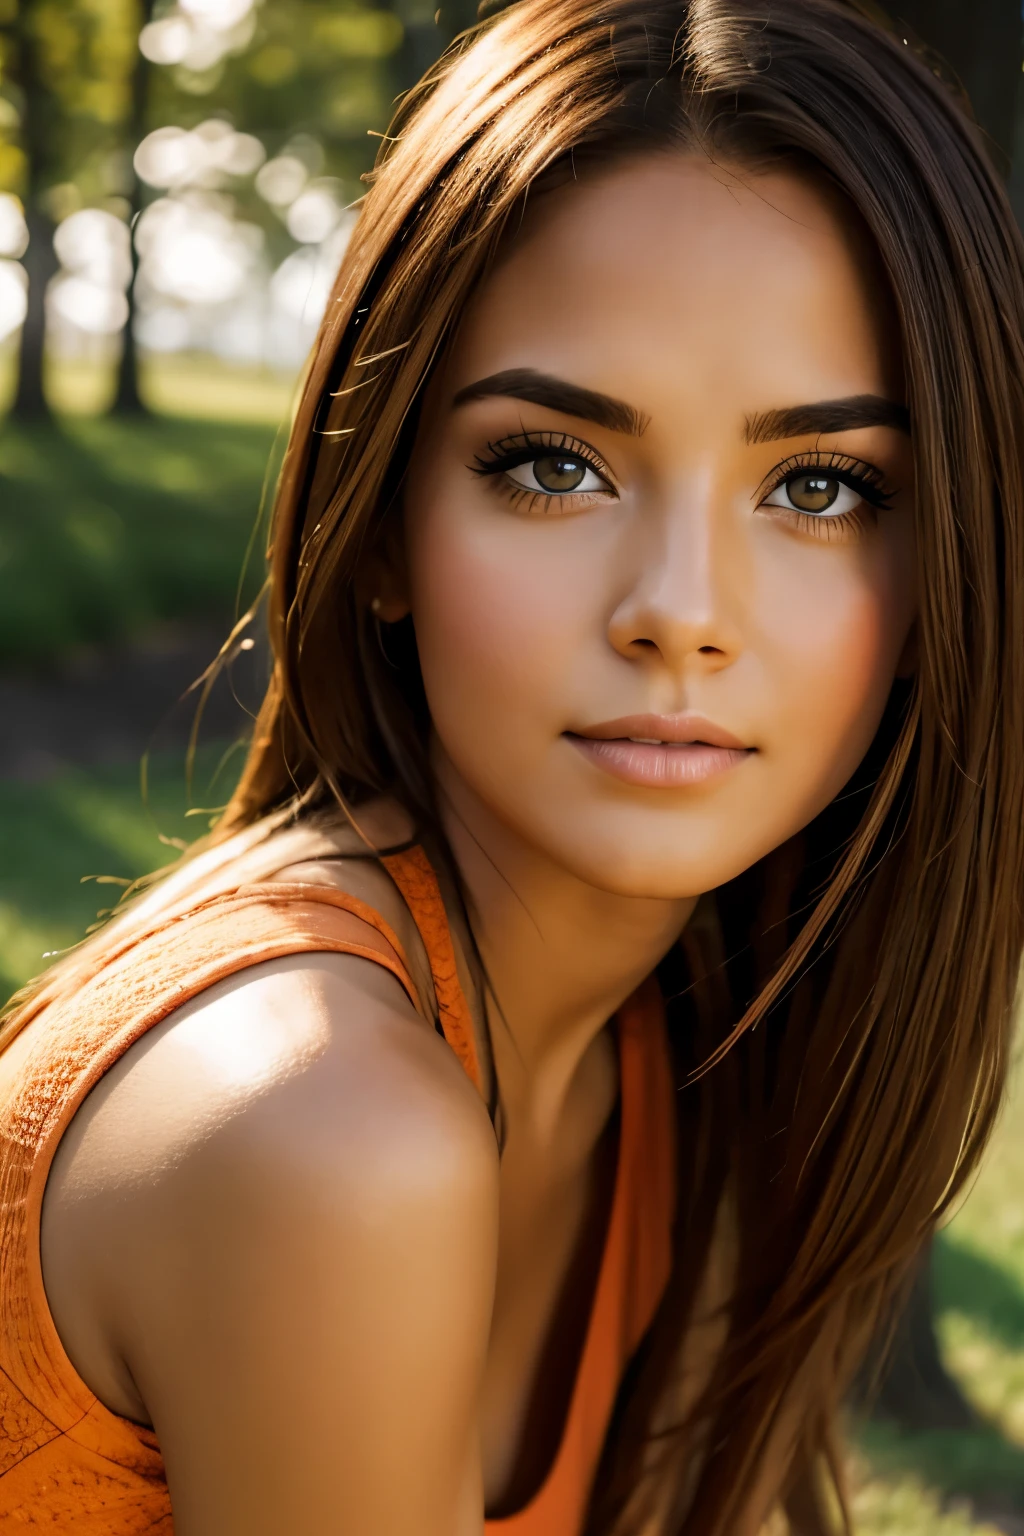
138,0 -> 486,202
391,0 -> 453,95
143,0 -> 407,201
893,0 -> 1023,166
4,0 -> 137,416
112,0 -> 151,416
5,0 -> 1018,415
10,0 -> 60,418
0,0 -> 485,415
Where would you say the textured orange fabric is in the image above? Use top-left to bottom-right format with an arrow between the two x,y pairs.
382,846 -> 482,1090
487,974 -> 675,1535
0,850 -> 675,1534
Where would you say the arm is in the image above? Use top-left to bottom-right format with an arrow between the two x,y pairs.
42,953 -> 500,1536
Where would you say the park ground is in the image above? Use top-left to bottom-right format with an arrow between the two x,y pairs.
2,354 -> 1023,1534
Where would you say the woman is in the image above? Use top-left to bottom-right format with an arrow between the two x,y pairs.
2,0 -> 1022,1531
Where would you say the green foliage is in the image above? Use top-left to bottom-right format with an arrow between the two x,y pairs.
0,0 -> 480,215
149,1 -> 391,169
32,0 -> 137,123
0,0 -> 140,203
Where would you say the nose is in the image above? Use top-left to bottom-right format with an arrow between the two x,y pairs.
606,489 -> 743,676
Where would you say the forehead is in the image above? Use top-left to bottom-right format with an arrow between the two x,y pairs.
447,154 -> 897,416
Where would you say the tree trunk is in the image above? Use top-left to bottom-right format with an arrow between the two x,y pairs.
892,0 -> 1023,166
12,0 -> 55,421
112,0 -> 154,417
13,203 -> 56,419
397,13 -> 443,88
113,221 -> 144,416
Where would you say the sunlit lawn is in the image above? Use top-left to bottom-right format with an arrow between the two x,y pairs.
0,346 -> 297,425
0,745 -> 242,1004
0,353 -> 290,666
848,1465 -> 1009,1534
45,352 -> 298,425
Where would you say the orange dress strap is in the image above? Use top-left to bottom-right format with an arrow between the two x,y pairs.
485,975 -> 676,1535
378,852 -> 677,1536
382,845 -> 483,1090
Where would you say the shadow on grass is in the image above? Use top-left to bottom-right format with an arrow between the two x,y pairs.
0,415 -> 279,666
857,1420 -> 1024,1520
935,1235 -> 1024,1352
857,1236 -> 1024,1517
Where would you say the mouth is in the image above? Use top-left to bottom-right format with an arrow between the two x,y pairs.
565,713 -> 755,788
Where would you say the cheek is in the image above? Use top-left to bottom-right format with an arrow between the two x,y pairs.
759,544 -> 911,798
406,506 -> 579,750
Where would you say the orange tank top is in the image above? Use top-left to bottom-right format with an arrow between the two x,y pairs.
0,845 -> 676,1534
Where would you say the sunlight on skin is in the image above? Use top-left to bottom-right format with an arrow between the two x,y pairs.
379,155 -> 919,1134
399,157 -> 917,909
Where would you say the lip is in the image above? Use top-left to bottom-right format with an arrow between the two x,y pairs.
566,713 -> 755,789
573,713 -> 750,750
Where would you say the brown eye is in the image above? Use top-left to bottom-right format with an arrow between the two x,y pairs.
759,460 -> 888,525
785,473 -> 839,513
505,453 -> 607,497
534,455 -> 587,492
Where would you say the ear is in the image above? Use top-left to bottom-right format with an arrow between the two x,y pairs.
362,522 -> 411,624
895,621 -> 918,680
368,580 -> 411,624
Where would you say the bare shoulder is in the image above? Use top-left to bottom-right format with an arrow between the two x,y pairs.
42,951 -> 497,1534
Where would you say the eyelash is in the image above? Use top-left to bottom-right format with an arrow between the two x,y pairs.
470,430 -> 614,513
469,435 -> 896,535
756,451 -> 896,541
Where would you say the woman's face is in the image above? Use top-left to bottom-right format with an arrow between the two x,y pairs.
396,154 -> 916,898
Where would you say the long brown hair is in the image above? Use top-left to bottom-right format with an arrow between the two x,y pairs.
7,1 -> 1024,1530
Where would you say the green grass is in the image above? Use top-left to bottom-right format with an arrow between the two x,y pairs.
848,1049 -> 1024,1532
847,1462 -> 1000,1536
0,349 -> 296,667
46,353 -> 299,425
856,1421 -> 1024,1524
0,413 -> 282,665
848,1461 -> 1006,1535
0,744 -> 242,1004
0,354 -> 290,973
0,346 -> 298,426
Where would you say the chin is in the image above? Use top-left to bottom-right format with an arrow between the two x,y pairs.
537,826 -> 749,900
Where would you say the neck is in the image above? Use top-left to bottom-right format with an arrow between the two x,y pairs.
436,759 -> 695,1137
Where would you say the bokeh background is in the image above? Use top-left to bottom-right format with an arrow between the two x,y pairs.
0,2 -> 1023,1531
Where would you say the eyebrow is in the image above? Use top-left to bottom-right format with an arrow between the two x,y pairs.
745,395 -> 911,444
451,368 -> 649,436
